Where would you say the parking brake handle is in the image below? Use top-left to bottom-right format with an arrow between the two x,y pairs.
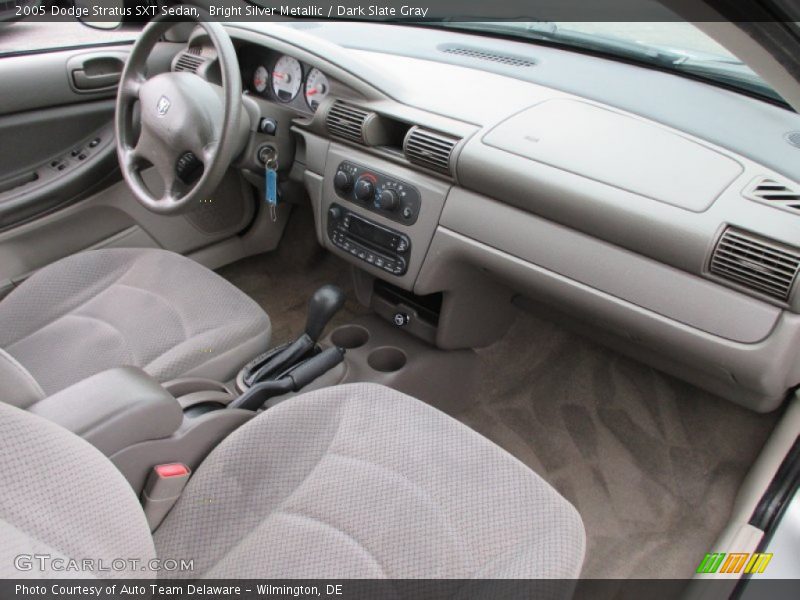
228,347 -> 346,412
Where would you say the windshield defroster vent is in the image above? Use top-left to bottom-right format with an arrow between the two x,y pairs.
710,228 -> 800,302
403,127 -> 459,176
326,101 -> 371,145
173,52 -> 205,73
439,44 -> 536,67
744,177 -> 800,214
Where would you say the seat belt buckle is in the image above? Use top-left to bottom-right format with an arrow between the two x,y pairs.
141,463 -> 191,531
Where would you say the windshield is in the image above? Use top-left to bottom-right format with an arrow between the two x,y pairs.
427,21 -> 787,105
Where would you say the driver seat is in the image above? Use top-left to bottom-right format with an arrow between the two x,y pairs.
0,248 -> 270,404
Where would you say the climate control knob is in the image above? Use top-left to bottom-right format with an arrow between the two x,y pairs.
375,188 -> 400,211
354,177 -> 375,202
334,170 -> 353,194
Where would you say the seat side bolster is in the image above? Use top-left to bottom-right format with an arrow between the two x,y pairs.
0,348 -> 45,408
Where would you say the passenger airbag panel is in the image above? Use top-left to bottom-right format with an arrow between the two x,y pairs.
482,99 -> 742,212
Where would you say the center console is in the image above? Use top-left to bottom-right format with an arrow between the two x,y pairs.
318,144 -> 450,291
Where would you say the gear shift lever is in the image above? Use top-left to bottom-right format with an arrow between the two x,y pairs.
238,284 -> 345,389
305,285 -> 345,342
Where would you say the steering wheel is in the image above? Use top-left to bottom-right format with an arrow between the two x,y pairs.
115,14 -> 242,214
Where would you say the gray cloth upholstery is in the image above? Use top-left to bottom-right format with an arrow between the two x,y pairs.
0,248 -> 270,395
0,383 -> 584,580
0,401 -> 156,579
0,348 -> 44,409
155,383 -> 585,578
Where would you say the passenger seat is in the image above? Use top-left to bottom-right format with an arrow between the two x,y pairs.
0,383 -> 585,579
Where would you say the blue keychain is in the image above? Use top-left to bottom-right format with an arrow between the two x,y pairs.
265,151 -> 279,222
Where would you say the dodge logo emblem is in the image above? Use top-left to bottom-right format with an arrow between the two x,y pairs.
157,96 -> 171,117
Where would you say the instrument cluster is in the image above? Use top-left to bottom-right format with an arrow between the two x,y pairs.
239,45 -> 331,113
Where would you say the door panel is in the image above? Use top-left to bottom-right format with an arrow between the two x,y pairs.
0,46 -> 128,228
0,31 -> 263,293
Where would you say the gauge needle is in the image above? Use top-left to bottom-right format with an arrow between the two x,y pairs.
307,88 -> 318,96
273,72 -> 285,80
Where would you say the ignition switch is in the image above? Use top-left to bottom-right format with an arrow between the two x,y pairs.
257,144 -> 278,166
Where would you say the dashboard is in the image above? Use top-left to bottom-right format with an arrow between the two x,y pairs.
173,21 -> 800,413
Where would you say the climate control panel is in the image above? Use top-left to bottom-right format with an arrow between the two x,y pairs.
333,161 -> 421,225
327,204 -> 410,276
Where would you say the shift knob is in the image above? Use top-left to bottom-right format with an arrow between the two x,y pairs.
305,284 -> 345,342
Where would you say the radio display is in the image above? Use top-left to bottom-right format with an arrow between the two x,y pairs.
349,217 -> 396,250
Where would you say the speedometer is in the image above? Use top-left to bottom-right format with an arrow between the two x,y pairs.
252,65 -> 268,94
304,68 -> 330,111
271,55 -> 302,102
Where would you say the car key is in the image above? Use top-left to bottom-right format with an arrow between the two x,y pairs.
263,147 -> 279,222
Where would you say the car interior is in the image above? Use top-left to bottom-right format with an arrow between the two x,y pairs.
1,3 -> 800,587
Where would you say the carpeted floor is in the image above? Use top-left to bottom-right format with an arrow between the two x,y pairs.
218,205 -> 779,579
456,312 -> 778,579
217,205 -> 368,346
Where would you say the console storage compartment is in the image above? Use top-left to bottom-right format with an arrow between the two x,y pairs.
28,366 -> 183,457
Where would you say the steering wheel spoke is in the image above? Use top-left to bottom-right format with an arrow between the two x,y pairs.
118,76 -> 143,104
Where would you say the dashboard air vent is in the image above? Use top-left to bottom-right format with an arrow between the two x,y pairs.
744,177 -> 800,214
404,127 -> 460,176
710,228 -> 800,301
174,52 -> 205,73
440,44 -> 536,67
326,101 -> 370,144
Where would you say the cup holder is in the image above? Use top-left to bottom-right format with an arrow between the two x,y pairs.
367,347 -> 407,373
330,324 -> 370,349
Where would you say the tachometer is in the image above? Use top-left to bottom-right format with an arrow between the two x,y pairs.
271,55 -> 302,102
252,65 -> 268,94
304,68 -> 330,111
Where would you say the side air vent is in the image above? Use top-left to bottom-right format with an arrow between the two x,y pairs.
326,101 -> 371,144
439,44 -> 536,67
403,127 -> 460,176
744,177 -> 800,214
710,228 -> 800,301
173,52 -> 205,73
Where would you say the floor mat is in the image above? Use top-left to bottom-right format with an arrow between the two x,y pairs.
217,204 -> 368,346
455,311 -> 778,578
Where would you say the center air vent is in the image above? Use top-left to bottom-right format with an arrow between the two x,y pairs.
326,101 -> 371,144
439,44 -> 536,67
710,228 -> 800,302
403,127 -> 460,176
744,177 -> 800,214
173,52 -> 205,73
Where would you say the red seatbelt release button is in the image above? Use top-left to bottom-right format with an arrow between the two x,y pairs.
155,463 -> 190,478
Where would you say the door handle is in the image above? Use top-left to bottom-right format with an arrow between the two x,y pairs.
67,52 -> 127,93
72,69 -> 121,90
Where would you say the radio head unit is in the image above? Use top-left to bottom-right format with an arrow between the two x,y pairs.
327,204 -> 411,276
